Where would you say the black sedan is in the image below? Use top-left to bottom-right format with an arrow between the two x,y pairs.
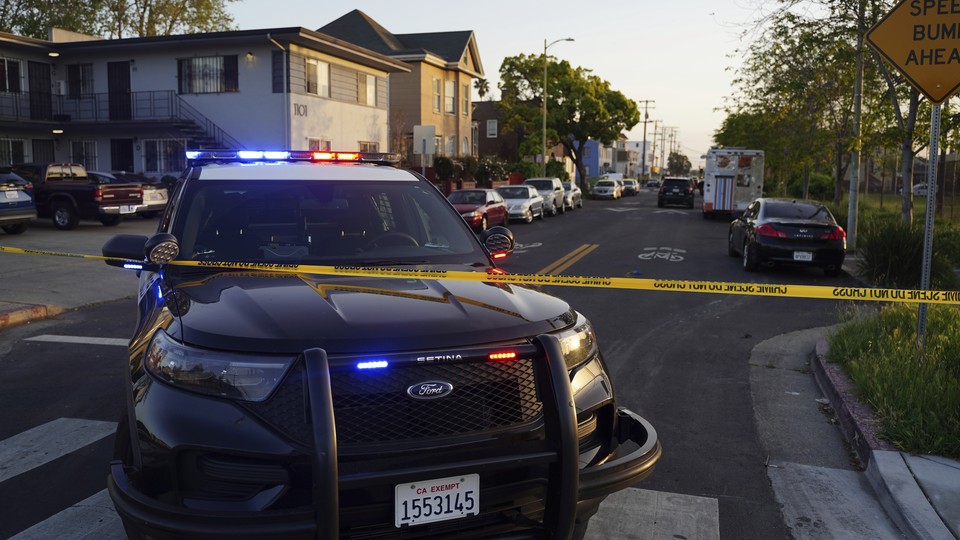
728,198 -> 846,276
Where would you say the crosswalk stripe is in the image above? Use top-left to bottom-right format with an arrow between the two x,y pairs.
0,418 -> 116,483
25,335 -> 128,347
9,489 -> 125,540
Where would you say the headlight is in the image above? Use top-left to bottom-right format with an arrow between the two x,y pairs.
553,314 -> 599,369
144,331 -> 295,402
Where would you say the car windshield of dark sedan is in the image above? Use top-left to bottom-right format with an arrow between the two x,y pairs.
172,179 -> 487,266
765,201 -> 832,221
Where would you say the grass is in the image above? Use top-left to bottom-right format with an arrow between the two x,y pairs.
827,304 -> 960,458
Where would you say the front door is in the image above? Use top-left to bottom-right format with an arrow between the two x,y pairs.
108,62 -> 132,121
32,139 -> 55,163
27,61 -> 52,121
110,139 -> 135,172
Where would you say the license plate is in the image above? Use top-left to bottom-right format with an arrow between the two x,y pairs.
794,251 -> 813,261
4,191 -> 17,199
395,474 -> 479,527
120,205 -> 136,214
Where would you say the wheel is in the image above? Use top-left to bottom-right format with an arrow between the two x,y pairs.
363,231 -> 419,250
524,209 -> 534,223
100,214 -> 122,226
548,204 -> 557,217
139,211 -> 160,219
577,198 -> 583,208
479,215 -> 488,231
558,201 -> 566,214
1,223 -> 28,234
688,200 -> 695,209
824,266 -> 841,277
657,199 -> 664,208
537,206 -> 545,220
743,240 -> 758,271
727,231 -> 738,257
51,201 -> 79,230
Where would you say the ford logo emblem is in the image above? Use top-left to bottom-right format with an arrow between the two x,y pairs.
406,381 -> 454,400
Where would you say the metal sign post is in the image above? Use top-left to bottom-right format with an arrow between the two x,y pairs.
917,104 -> 940,350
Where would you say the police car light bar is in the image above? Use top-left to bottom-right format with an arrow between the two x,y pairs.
185,150 -> 400,165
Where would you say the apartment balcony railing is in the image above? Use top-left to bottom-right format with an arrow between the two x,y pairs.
0,90 -> 242,148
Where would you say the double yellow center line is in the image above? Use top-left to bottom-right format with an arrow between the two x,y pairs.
538,244 -> 600,275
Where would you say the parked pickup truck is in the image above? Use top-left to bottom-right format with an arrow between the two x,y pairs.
11,163 -> 145,230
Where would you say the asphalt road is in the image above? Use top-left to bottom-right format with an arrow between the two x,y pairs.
0,190 -> 869,539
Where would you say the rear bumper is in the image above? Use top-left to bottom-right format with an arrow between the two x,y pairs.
0,208 -> 37,225
108,336 -> 661,539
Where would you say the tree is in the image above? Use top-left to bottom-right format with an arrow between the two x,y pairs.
667,152 -> 692,176
1,0 -> 236,39
473,78 -> 490,101
498,53 -> 639,188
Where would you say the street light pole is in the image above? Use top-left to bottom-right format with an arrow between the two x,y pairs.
543,37 -> 574,177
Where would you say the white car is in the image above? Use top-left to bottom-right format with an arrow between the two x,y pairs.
496,185 -> 544,223
592,179 -> 621,199
912,183 -> 928,196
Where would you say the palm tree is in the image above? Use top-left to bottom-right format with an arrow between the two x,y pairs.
474,78 -> 490,101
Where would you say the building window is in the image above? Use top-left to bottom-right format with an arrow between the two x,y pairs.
444,79 -> 455,114
359,141 -> 379,152
70,141 -> 97,170
434,135 -> 443,155
486,119 -> 497,138
144,139 -> 186,173
306,59 -> 329,97
66,63 -> 94,98
462,136 -> 469,156
462,83 -> 469,116
0,58 -> 22,93
432,78 -> 441,113
0,138 -> 25,164
358,73 -> 376,106
308,138 -> 331,151
445,136 -> 455,156
471,123 -> 479,155
177,55 -> 239,94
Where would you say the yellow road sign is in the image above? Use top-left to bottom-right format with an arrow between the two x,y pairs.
866,0 -> 960,104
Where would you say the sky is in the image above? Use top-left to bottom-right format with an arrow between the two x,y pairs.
229,0 -> 771,166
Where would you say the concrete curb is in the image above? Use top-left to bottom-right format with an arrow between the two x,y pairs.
0,304 -> 65,329
813,336 -> 955,540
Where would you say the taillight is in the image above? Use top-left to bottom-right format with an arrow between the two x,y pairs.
24,182 -> 33,190
820,227 -> 846,241
93,187 -> 102,202
756,224 -> 787,238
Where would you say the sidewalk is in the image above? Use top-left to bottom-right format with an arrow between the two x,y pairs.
823,254 -> 960,539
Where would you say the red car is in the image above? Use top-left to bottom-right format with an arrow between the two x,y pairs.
448,188 -> 509,231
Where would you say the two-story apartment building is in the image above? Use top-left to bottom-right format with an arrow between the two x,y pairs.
0,26 -> 408,176
319,10 -> 483,167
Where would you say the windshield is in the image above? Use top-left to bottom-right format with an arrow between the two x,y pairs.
525,180 -> 553,190
172,179 -> 489,266
448,190 -> 485,205
497,187 -> 531,199
597,181 -> 614,187
765,201 -> 834,221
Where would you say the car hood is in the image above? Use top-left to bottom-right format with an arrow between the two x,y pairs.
161,272 -> 574,354
451,203 -> 482,213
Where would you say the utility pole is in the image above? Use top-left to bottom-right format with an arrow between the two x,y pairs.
650,120 -> 661,176
637,100 -> 655,179
661,127 -> 675,178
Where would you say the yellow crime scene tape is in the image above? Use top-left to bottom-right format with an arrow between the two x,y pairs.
2,245 -> 959,306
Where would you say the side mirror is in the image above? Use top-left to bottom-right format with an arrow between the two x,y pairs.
144,233 -> 180,265
102,234 -> 152,270
480,226 -> 514,260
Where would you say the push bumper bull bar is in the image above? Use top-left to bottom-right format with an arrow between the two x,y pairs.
107,334 -> 660,539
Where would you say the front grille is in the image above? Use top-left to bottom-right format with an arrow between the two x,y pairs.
246,357 -> 542,447
332,359 -> 542,444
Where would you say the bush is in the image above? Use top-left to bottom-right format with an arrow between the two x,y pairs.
509,161 -> 540,180
545,159 -> 569,182
829,303 -> 960,458
787,172 -> 834,200
433,156 -> 455,181
474,157 -> 507,186
856,219 -> 960,290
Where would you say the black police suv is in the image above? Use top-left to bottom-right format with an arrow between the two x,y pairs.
102,150 -> 661,539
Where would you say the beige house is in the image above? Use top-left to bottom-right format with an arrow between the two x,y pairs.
319,10 -> 484,165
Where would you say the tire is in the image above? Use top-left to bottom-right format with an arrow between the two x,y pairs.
51,201 -> 79,230
743,240 -> 758,272
657,199 -> 664,208
727,231 -> 738,257
577,198 -> 583,208
558,200 -> 566,214
524,209 -> 533,223
139,211 -> 159,219
688,200 -> 695,209
824,266 -> 841,277
100,214 -> 122,226
537,206 -> 545,220
2,223 -> 28,235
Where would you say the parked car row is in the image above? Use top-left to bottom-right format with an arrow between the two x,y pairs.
447,177 -> 585,232
0,162 -> 170,234
591,177 -> 641,200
